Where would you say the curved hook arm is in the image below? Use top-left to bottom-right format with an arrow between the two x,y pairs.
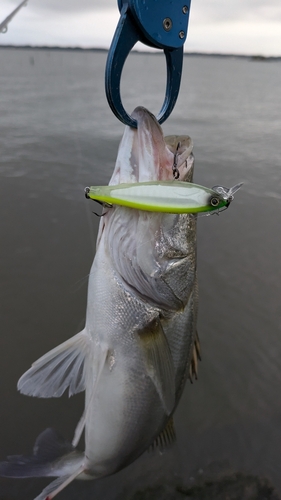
105,4 -> 139,128
159,47 -> 183,125
105,3 -> 184,128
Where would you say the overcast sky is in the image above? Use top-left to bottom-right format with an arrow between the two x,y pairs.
1,0 -> 281,56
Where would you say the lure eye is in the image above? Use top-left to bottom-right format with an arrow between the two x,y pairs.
210,196 -> 220,207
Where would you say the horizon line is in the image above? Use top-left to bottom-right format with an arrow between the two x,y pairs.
0,44 -> 280,60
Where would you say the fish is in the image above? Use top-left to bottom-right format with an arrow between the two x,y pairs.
0,106 -> 216,500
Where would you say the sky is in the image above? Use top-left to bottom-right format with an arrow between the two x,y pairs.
0,0 -> 281,56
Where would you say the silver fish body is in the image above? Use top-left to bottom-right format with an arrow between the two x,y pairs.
0,107 -> 199,499
83,107 -> 198,475
83,209 -> 197,475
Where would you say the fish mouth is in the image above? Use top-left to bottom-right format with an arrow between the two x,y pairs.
109,107 -> 194,186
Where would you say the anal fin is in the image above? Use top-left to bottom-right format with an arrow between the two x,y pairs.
138,318 -> 175,415
149,417 -> 176,453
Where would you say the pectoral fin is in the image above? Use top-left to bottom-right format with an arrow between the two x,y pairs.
72,345 -> 108,447
18,330 -> 92,398
138,318 -> 175,415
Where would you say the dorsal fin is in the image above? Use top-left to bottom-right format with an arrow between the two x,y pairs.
189,331 -> 201,383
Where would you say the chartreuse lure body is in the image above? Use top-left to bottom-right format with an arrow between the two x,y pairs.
85,181 -> 236,214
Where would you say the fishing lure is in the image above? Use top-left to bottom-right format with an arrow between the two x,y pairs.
85,181 -> 242,214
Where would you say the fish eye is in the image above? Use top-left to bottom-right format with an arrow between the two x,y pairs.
210,196 -> 220,207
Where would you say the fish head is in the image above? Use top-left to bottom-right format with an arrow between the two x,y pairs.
109,107 -> 194,185
96,107 -> 197,312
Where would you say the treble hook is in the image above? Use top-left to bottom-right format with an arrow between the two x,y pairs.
105,0 -> 192,128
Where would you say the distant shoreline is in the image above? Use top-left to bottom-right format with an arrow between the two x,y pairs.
0,44 -> 280,61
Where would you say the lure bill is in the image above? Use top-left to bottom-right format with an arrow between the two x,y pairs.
85,181 -> 242,214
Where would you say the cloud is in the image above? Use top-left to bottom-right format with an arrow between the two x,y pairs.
188,20 -> 281,56
5,0 -> 280,22
190,0 -> 281,23
1,0 -> 281,56
27,0 -> 117,13
1,3 -> 119,47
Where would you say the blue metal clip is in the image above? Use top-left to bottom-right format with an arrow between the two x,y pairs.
105,0 -> 192,128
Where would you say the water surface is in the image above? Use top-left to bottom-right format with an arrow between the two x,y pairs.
0,48 -> 281,499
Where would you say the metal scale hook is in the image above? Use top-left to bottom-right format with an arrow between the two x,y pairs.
105,0 -> 192,128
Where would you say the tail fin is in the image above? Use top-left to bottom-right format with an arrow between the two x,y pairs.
0,428 -> 83,478
0,428 -> 86,499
